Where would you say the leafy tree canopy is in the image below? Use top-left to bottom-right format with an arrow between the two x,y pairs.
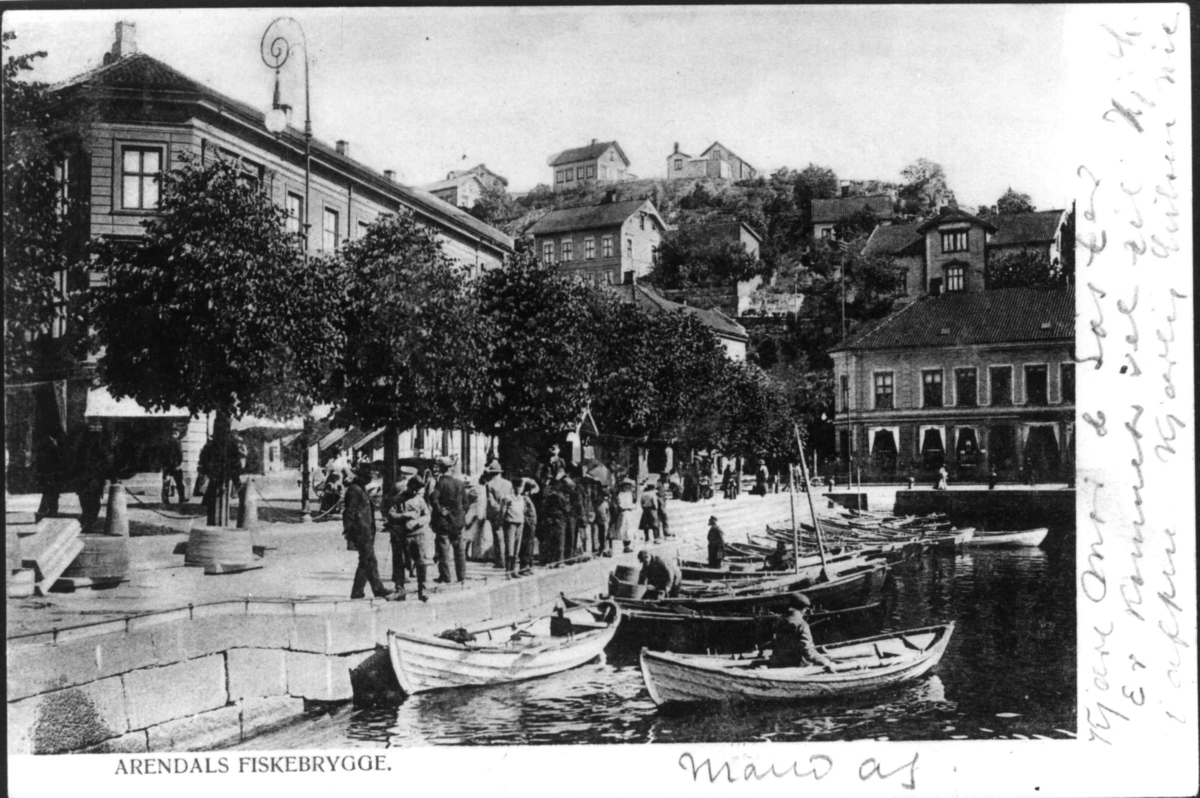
898,158 -> 956,217
649,222 -> 766,289
987,248 -> 1067,290
995,186 -> 1035,214
468,182 -> 519,226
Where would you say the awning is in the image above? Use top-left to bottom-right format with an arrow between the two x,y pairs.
85,387 -> 188,418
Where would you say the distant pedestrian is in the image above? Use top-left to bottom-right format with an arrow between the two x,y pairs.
754,459 -> 769,496
345,464 -> 392,601
160,426 -> 186,505
497,469 -> 526,575
35,432 -> 63,521
656,473 -> 672,538
988,468 -> 998,490
483,460 -> 514,569
575,469 -> 595,555
539,444 -> 567,488
707,515 -> 726,569
595,482 -> 612,557
518,477 -> 539,572
71,422 -> 109,534
540,469 -> 570,567
387,475 -> 433,602
639,482 -> 661,543
722,464 -> 736,500
936,465 -> 949,491
614,478 -> 638,554
429,456 -> 470,584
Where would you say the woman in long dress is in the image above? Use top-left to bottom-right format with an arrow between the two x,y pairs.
610,478 -> 638,554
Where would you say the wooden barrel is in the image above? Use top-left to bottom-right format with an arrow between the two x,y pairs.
613,565 -> 640,583
612,581 -> 648,599
61,535 -> 131,581
185,526 -> 253,567
7,569 -> 35,598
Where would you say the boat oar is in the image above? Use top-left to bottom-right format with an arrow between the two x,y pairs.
794,425 -> 830,582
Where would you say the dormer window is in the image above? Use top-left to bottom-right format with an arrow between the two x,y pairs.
945,265 -> 965,292
941,230 -> 968,253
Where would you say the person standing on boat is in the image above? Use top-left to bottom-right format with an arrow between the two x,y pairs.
429,456 -> 470,584
767,594 -> 838,672
345,463 -> 393,601
638,482 -> 661,543
707,515 -> 726,568
637,549 -> 682,598
388,475 -> 434,602
483,460 -> 514,569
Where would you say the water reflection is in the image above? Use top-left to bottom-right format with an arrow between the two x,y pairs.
235,541 -> 1075,748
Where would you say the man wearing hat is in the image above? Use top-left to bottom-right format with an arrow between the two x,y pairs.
767,594 -> 839,672
707,515 -> 726,568
429,455 -> 470,584
764,539 -> 796,572
387,475 -> 433,602
539,468 -> 570,566
483,461 -> 514,569
636,549 -> 682,598
345,462 -> 393,601
539,444 -> 567,487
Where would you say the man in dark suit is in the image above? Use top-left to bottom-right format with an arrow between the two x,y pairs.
345,463 -> 393,601
429,455 -> 470,583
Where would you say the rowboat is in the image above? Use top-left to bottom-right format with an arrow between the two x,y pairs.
387,600 -> 620,695
967,528 -> 1048,548
639,623 -> 954,707
608,601 -> 887,654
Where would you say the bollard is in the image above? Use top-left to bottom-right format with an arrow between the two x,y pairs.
104,481 -> 129,537
237,478 -> 260,530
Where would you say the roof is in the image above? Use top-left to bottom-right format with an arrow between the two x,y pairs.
830,287 -> 1074,352
916,205 -> 997,234
986,210 -> 1066,246
548,140 -> 629,167
55,53 -> 513,253
699,141 -> 754,169
628,283 -> 749,341
703,218 -> 763,245
447,163 -> 508,186
861,222 -> 923,258
811,195 -> 895,224
527,198 -> 664,236
423,174 -> 485,193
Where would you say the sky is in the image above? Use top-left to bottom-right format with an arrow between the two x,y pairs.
6,6 -> 1072,212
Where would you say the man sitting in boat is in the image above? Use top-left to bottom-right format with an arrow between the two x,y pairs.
766,594 -> 840,672
637,549 -> 682,598
763,540 -> 795,572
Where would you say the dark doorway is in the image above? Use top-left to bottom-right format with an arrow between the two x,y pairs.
920,428 -> 945,468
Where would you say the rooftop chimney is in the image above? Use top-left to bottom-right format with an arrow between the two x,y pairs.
336,140 -> 349,157
591,138 -> 597,146
384,170 -> 396,182
673,142 -> 679,153
109,21 -> 137,61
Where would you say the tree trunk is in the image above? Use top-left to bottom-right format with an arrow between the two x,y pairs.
383,423 -> 398,496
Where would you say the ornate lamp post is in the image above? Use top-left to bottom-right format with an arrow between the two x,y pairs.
261,17 -> 315,519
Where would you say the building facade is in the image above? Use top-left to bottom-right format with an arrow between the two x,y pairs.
811,194 -> 895,240
665,141 -> 757,182
445,163 -> 508,192
527,196 -> 666,285
548,140 -> 630,192
6,23 -> 512,489
423,174 -> 485,208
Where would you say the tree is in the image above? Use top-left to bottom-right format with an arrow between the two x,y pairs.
90,153 -> 339,524
833,205 -> 880,241
792,163 -> 839,234
3,33 -> 91,380
330,212 -> 490,448
898,158 -> 956,217
468,182 -> 518,226
995,187 -> 1035,214
649,222 -> 765,289
514,183 -> 555,211
987,248 -> 1066,289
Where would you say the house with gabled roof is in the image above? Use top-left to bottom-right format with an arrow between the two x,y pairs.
811,195 -> 895,240
528,195 -> 666,284
423,173 -> 486,209
666,141 -> 757,182
625,282 -> 749,361
446,163 -> 508,191
548,140 -> 631,192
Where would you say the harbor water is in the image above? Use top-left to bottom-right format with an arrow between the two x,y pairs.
233,532 -> 1076,747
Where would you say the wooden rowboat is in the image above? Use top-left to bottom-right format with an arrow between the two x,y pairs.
639,623 -> 954,707
387,600 -> 621,695
967,528 -> 1049,548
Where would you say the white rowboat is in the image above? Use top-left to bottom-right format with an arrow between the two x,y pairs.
639,623 -> 954,707
967,528 -> 1049,548
387,601 -> 620,695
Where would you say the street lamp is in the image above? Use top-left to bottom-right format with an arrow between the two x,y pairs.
261,16 -> 314,519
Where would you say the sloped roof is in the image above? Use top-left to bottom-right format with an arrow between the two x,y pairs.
629,283 -> 749,341
862,222 -> 923,258
528,198 -> 663,236
55,53 -> 513,252
987,210 -> 1066,246
423,174 -> 484,193
916,205 -> 997,234
699,141 -> 755,170
811,195 -> 894,224
830,287 -> 1073,352
549,140 -> 629,167
447,163 -> 508,186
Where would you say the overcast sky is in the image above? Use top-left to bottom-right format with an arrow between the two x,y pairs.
8,6 -> 1071,211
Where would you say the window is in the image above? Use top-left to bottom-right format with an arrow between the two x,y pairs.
955,368 -> 977,406
565,169 -> 573,182
711,148 -> 721,159
322,208 -> 340,251
625,239 -> 633,259
989,366 -> 1013,406
587,166 -> 596,178
584,237 -> 595,260
674,159 -> 682,170
286,193 -> 304,236
601,236 -> 613,258
556,170 -> 564,184
1025,365 -> 1048,405
542,241 -> 554,263
945,265 -> 965,292
821,228 -> 832,239
1061,363 -> 1075,403
54,157 -> 70,218
874,372 -> 894,410
840,375 -> 849,411
561,240 -> 573,262
922,369 -> 944,408
121,146 -> 162,209
639,213 -> 645,231
577,167 -> 585,180
941,230 -> 968,253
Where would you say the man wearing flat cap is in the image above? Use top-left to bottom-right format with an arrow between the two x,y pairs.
429,455 -> 470,584
483,460 -> 515,570
768,594 -> 839,672
345,462 -> 393,601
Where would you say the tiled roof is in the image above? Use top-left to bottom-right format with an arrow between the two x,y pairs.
549,141 -> 629,167
861,222 -> 923,258
916,205 -> 997,234
830,287 -> 1073,352
627,283 -> 749,341
811,195 -> 894,224
986,210 -> 1065,246
55,53 -> 513,252
528,198 -> 662,236
447,163 -> 508,186
699,141 -> 755,170
423,174 -> 483,193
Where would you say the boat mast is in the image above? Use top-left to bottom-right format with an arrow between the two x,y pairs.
794,425 -> 829,580
788,463 -> 799,574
